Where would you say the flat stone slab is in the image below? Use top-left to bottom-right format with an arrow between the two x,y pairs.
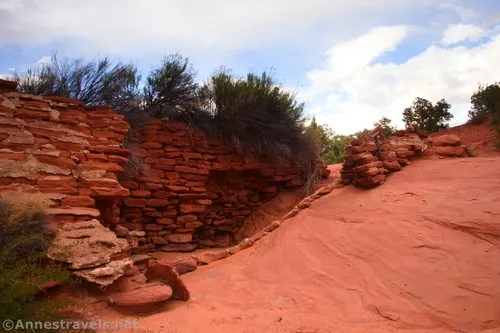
108,282 -> 173,308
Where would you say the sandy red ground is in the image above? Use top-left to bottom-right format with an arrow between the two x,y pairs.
90,156 -> 500,333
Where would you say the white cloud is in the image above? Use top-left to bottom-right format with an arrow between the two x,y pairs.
307,26 -> 409,94
441,24 -> 484,45
36,56 -> 51,65
304,26 -> 500,134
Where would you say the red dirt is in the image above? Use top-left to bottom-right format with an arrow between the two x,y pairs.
430,121 -> 499,157
90,157 -> 500,332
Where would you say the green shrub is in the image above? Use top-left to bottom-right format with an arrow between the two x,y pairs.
402,97 -> 453,133
468,82 -> 500,124
12,55 -> 321,188
195,69 -> 320,186
373,116 -> 397,137
305,117 -> 354,164
0,193 -> 73,332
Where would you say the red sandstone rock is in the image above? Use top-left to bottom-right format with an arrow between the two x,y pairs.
146,224 -> 164,231
146,261 -> 190,300
354,174 -> 385,187
156,218 -> 174,225
37,175 -> 77,188
87,187 -> 129,198
383,161 -> 402,171
186,221 -> 203,228
155,257 -> 197,275
194,250 -> 230,265
174,166 -> 198,174
148,199 -> 170,207
360,167 -> 381,177
61,195 -> 95,207
129,190 -> 151,197
160,243 -> 198,252
0,79 -> 18,92
79,161 -> 123,173
90,145 -> 130,156
434,145 -> 466,157
353,161 -> 383,174
124,198 -> 148,207
180,204 -> 206,214
108,282 -> 173,309
120,180 -> 139,189
150,237 -> 168,245
432,134 -> 461,147
108,155 -> 129,165
183,152 -> 203,159
165,234 -> 193,243
264,220 -> 280,232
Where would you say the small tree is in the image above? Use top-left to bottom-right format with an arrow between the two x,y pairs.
373,116 -> 397,137
143,54 -> 200,116
468,82 -> 500,124
402,97 -> 453,133
305,116 -> 333,154
305,119 -> 354,164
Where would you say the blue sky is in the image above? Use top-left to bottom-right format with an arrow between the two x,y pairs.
1,0 -> 499,134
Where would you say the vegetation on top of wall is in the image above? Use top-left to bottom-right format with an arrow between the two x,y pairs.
402,97 -> 453,133
11,54 -> 321,185
373,116 -> 397,138
12,55 -> 141,117
0,193 -> 73,330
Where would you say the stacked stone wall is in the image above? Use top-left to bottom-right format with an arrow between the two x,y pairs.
341,126 -> 428,188
119,119 -> 307,252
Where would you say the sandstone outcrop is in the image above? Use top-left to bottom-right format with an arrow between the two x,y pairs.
47,220 -> 132,286
341,126 -> 428,188
146,260 -> 191,300
0,91 -> 130,229
0,81 -> 324,293
429,134 -> 467,157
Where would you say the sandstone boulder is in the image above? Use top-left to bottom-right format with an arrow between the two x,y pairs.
432,134 -> 461,147
434,145 -> 467,157
160,243 -> 198,252
47,219 -> 130,270
73,258 -> 134,286
383,161 -> 401,172
146,261 -> 190,300
193,249 -> 230,265
108,282 -> 173,310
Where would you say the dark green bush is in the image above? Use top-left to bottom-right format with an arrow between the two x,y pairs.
194,69 -> 320,187
305,116 -> 354,164
12,55 -> 321,187
0,194 -> 73,332
468,82 -> 500,124
373,116 -> 397,137
402,97 -> 453,133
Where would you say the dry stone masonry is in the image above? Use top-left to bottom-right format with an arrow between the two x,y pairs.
0,79 -> 318,286
119,119 -> 310,253
341,126 -> 428,187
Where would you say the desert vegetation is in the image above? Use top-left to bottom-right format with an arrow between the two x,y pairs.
0,193 -> 73,331
402,97 -> 453,133
468,82 -> 500,147
11,54 -> 320,181
10,54 -> 499,170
